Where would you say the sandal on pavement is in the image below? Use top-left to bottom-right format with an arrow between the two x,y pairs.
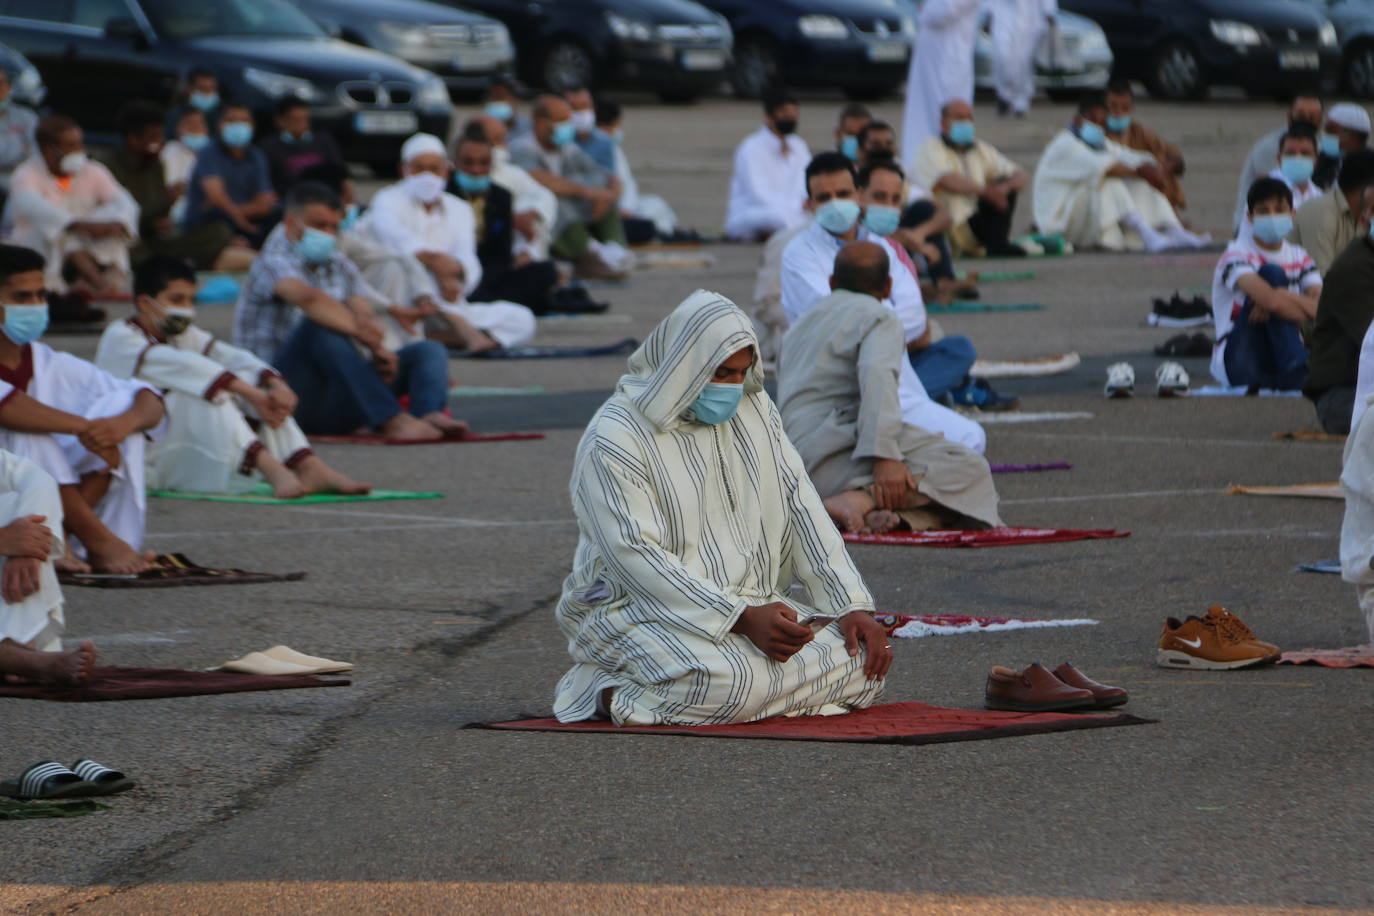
0,762 -> 93,799
70,759 -> 135,796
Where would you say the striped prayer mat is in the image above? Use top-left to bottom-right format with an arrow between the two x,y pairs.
474,701 -> 1152,744
1277,647 -> 1374,668
1227,483 -> 1343,500
873,614 -> 1098,639
843,527 -> 1129,548
58,553 -> 304,589
149,487 -> 443,505
452,338 -> 638,359
927,302 -> 1044,314
1273,430 -> 1346,443
0,666 -> 350,702
990,462 -> 1072,473
308,432 -> 545,445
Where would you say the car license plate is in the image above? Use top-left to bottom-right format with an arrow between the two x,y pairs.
354,111 -> 419,134
680,49 -> 724,71
867,40 -> 908,62
1279,50 -> 1319,70
453,48 -> 507,72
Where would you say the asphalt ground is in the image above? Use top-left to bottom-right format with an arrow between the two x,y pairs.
3,95 -> 1373,915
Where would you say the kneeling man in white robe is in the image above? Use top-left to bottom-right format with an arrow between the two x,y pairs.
1032,92 -> 1211,252
553,290 -> 892,726
96,255 -> 369,499
0,244 -> 165,574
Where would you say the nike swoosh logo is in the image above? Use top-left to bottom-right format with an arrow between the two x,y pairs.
1176,636 -> 1203,648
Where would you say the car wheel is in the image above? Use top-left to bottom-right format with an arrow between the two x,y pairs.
1346,44 -> 1374,98
731,36 -> 780,99
1149,41 -> 1207,100
541,39 -> 595,92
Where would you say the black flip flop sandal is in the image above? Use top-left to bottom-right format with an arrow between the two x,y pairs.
0,761 -> 93,799
70,759 -> 135,795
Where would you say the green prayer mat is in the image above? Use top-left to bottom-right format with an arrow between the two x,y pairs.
148,485 -> 444,505
448,386 -> 547,398
0,797 -> 108,820
928,302 -> 1045,314
962,270 -> 1035,283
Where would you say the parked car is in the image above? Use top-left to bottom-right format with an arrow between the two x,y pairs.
1059,0 -> 1341,99
1292,0 -> 1374,96
456,0 -> 732,101
972,8 -> 1114,101
294,0 -> 514,99
0,0 -> 453,167
697,0 -> 914,99
0,42 -> 45,108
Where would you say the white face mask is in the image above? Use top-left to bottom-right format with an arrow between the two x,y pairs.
570,109 -> 595,132
59,151 -> 87,175
403,171 -> 446,204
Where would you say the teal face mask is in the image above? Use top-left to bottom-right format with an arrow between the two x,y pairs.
189,91 -> 219,112
1077,122 -> 1106,148
339,203 -> 360,232
551,121 -> 576,147
840,135 -> 859,160
1251,213 -> 1294,245
815,198 -> 861,234
1106,115 -> 1131,133
1280,155 -> 1315,185
1320,133 -> 1341,157
280,130 -> 312,144
221,122 -> 253,148
181,133 -> 210,151
689,382 -> 744,425
1,304 -> 48,345
294,226 -> 336,265
455,171 -> 491,195
485,101 -> 513,122
947,120 -> 975,145
862,204 -> 901,237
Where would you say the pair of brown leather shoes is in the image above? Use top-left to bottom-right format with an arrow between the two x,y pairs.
984,662 -> 1128,712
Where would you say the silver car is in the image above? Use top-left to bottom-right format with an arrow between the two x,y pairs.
973,8 -> 1114,100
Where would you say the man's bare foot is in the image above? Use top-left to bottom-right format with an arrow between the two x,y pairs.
54,553 -> 91,575
85,535 -> 152,574
420,412 -> 470,438
379,413 -> 443,442
863,509 -> 904,533
37,641 -> 97,685
824,490 -> 877,533
294,456 -> 371,495
259,457 -> 306,500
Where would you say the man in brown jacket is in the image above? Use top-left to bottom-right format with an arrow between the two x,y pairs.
1105,80 -> 1186,214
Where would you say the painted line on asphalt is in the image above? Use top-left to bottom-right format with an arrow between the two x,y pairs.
1001,487 -> 1218,505
995,430 -> 1306,448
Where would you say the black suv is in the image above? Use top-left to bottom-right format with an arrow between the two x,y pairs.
0,0 -> 453,165
457,0 -> 732,101
1061,0 -> 1341,99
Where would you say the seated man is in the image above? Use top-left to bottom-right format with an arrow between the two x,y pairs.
473,114 -> 557,262
98,256 -> 368,497
780,152 -> 988,452
779,241 -> 1002,535
552,289 -> 891,725
1315,102 -> 1371,191
0,67 -> 38,199
1269,125 -> 1322,212
102,101 -> 252,272
1,115 -> 138,298
594,101 -> 686,244
258,98 -> 352,202
724,91 -> 810,242
565,86 -> 614,172
0,244 -> 165,574
361,133 -> 535,349
1234,96 -> 1323,232
163,67 -> 223,139
856,119 -> 898,170
834,102 -> 871,163
181,102 -> 278,248
160,107 -> 210,227
1294,150 -> 1374,275
1033,92 -> 1210,252
1104,79 -> 1187,214
483,76 -> 531,142
1303,186 -> 1374,433
509,95 -> 631,280
232,182 -> 462,442
1211,178 -> 1321,392
911,99 -> 1028,258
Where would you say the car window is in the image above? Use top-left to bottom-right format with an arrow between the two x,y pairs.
1,0 -> 74,22
71,0 -> 129,29
139,0 -> 322,39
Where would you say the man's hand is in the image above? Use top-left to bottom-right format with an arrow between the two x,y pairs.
872,458 -> 915,510
917,241 -> 942,265
437,274 -> 464,305
840,611 -> 893,680
168,180 -> 187,202
372,348 -> 400,383
1135,163 -> 1168,193
265,379 -> 298,419
0,515 -> 52,560
81,415 -> 134,452
980,183 -> 1010,211
513,210 -> 540,241
233,214 -> 259,235
731,601 -> 813,662
2,556 -> 44,604
353,316 -> 387,354
387,304 -> 426,335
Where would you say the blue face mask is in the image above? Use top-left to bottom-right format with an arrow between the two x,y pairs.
840,135 -> 859,160
1,304 -> 48,345
280,130 -> 312,144
862,204 -> 901,237
294,226 -> 336,265
689,382 -> 744,425
1252,213 -> 1294,245
1321,133 -> 1341,157
181,132 -> 210,151
1280,155 -> 1315,185
485,101 -> 513,122
339,203 -> 360,232
947,120 -> 976,146
189,91 -> 219,112
221,122 -> 253,148
455,170 -> 491,195
551,121 -> 576,147
1106,114 -> 1131,133
1077,121 -> 1106,149
815,198 -> 861,235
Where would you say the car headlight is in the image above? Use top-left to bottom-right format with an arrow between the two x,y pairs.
606,12 -> 654,43
242,67 -> 329,103
377,22 -> 460,63
1209,20 -> 1263,47
1320,21 -> 1338,47
416,74 -> 451,112
900,15 -> 917,38
1078,28 -> 1110,56
798,14 -> 848,40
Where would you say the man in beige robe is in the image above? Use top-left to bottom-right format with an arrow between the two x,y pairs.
778,241 -> 1001,535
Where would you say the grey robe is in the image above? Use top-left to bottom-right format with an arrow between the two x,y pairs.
777,289 -> 1002,528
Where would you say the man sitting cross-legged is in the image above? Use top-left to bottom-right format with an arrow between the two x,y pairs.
0,244 -> 166,574
779,241 -> 1001,535
232,182 -> 463,442
553,290 -> 892,725
97,256 -> 368,498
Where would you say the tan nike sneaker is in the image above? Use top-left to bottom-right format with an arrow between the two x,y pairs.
1201,605 -> 1280,661
1157,613 -> 1274,670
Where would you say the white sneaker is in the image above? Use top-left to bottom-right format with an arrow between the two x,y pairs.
1105,362 -> 1135,398
1155,361 -> 1190,397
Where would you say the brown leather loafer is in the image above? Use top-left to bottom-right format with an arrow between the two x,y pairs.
984,662 -> 1096,712
1052,662 -> 1129,708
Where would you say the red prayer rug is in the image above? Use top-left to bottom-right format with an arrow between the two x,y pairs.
842,527 -> 1130,547
308,431 -> 545,445
1277,647 -> 1374,668
872,613 -> 1098,639
474,701 -> 1153,745
0,666 -> 350,702
58,553 -> 306,589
